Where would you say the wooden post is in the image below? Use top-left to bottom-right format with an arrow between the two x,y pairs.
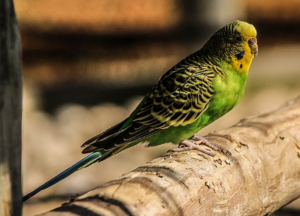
38,96 -> 300,216
0,0 -> 23,216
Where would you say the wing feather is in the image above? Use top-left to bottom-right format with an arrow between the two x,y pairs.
134,65 -> 216,128
82,64 -> 217,153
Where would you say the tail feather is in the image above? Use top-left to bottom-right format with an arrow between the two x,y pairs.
22,152 -> 103,202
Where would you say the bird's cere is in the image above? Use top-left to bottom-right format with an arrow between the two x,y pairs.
248,37 -> 258,57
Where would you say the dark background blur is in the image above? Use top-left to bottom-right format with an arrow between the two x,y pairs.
16,0 -> 300,215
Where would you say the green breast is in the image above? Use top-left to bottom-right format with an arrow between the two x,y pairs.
198,65 -> 248,128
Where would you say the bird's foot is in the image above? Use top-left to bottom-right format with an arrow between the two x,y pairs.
170,135 -> 221,157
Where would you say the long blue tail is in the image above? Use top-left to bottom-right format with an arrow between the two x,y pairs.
22,152 -> 103,202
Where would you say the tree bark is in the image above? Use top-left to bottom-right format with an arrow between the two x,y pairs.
0,0 -> 23,216
40,96 -> 300,216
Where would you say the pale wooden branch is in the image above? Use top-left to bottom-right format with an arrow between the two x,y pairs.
0,0 -> 23,216
40,96 -> 300,216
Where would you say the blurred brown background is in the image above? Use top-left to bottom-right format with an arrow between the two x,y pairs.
15,0 -> 300,215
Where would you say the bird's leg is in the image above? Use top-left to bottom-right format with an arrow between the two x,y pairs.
190,135 -> 220,151
170,135 -> 220,157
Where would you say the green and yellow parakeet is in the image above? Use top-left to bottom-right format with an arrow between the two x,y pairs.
23,20 -> 258,201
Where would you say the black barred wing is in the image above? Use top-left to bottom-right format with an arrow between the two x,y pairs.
81,65 -> 216,153
133,65 -> 216,130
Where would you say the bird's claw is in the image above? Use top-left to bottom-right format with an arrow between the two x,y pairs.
189,135 -> 231,156
169,135 -> 221,157
189,135 -> 220,151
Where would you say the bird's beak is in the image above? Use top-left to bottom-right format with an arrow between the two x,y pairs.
248,37 -> 258,58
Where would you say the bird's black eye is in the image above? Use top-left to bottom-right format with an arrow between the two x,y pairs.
235,36 -> 242,42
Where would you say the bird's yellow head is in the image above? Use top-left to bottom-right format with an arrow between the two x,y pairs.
204,20 -> 258,74
231,20 -> 258,57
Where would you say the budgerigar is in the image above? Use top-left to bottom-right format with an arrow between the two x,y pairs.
23,20 -> 258,201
